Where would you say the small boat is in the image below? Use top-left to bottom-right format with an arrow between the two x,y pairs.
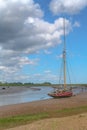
48,18 -> 73,98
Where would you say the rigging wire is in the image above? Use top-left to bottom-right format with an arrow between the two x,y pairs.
67,53 -> 77,84
58,17 -> 77,89
58,56 -> 63,88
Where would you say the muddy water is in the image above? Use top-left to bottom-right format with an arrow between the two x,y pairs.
0,86 -> 87,106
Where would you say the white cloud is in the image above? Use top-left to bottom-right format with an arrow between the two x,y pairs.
50,0 -> 87,15
30,72 -> 58,83
56,54 -> 63,59
44,50 -> 52,54
0,48 -> 39,75
0,0 -> 78,82
0,71 -> 58,83
73,21 -> 80,27
44,70 -> 51,73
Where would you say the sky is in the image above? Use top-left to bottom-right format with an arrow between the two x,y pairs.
0,0 -> 87,84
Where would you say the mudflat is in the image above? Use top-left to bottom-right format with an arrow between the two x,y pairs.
0,92 -> 87,118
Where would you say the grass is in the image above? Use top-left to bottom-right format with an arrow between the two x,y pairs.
0,113 -> 49,129
0,105 -> 87,130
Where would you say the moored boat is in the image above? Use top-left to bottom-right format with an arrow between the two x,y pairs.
48,18 -> 73,98
48,90 -> 72,98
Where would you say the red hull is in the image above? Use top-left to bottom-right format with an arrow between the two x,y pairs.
48,91 -> 73,98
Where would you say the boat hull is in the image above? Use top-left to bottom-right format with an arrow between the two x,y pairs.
48,91 -> 73,98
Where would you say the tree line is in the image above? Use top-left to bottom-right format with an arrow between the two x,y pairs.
0,82 -> 52,86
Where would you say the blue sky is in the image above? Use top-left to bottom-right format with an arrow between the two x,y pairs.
0,0 -> 87,84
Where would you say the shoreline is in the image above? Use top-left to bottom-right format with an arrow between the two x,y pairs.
0,92 -> 87,118
0,85 -> 86,95
0,86 -> 31,95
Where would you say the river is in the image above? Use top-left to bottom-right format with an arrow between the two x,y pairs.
0,86 -> 87,106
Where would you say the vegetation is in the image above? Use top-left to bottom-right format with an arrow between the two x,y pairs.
0,82 -> 52,87
0,105 -> 87,129
0,81 -> 87,87
0,113 -> 49,130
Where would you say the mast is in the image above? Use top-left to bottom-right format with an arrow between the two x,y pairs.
63,18 -> 66,89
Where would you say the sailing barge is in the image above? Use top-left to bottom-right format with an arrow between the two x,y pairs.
48,18 -> 73,98
48,89 -> 72,98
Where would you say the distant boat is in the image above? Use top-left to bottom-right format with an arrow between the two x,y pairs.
48,18 -> 73,98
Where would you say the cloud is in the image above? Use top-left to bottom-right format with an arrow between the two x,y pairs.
0,0 -> 72,53
0,54 -> 39,73
56,54 -> 63,59
0,0 -> 72,69
44,50 -> 52,54
49,0 -> 87,15
0,0 -> 78,82
31,72 -> 58,83
0,71 -> 58,83
44,70 -> 51,73
73,21 -> 80,27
